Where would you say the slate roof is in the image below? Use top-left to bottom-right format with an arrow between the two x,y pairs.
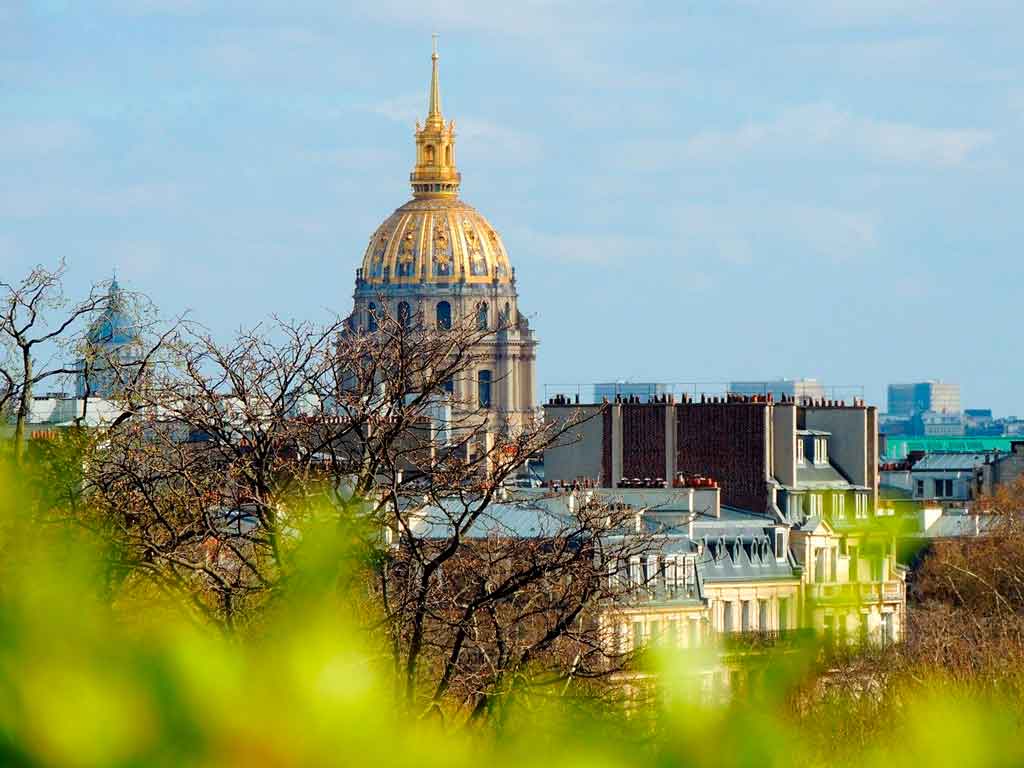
696,528 -> 799,583
910,453 -> 989,472
408,496 -> 576,539
912,513 -> 1002,539
795,463 -> 852,487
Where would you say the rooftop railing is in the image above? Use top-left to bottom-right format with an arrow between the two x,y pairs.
544,382 -> 866,406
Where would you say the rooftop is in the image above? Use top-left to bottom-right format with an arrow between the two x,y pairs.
910,453 -> 992,472
544,381 -> 866,406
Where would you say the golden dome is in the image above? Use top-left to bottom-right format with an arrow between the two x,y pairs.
360,197 -> 512,285
358,41 -> 512,286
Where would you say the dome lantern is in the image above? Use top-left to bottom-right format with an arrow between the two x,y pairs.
410,37 -> 461,199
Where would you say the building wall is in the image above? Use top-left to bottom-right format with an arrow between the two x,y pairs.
621,403 -> 667,481
772,403 -> 797,487
804,407 -> 869,486
351,280 -> 537,432
866,407 -> 879,509
704,583 -> 800,633
676,403 -> 770,513
910,470 -> 974,502
542,405 -> 605,484
978,443 -> 1024,497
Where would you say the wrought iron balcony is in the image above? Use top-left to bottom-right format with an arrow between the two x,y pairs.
718,628 -> 816,652
807,580 -> 904,603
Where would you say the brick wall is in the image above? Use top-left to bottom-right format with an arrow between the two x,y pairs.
676,403 -> 769,513
602,408 -> 613,487
621,404 -> 667,480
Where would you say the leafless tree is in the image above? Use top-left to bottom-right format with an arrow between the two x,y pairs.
383,489 -> 661,723
69,296 -> 659,717
0,262 -> 113,461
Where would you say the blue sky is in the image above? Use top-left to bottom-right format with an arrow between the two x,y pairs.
3,1 -> 1021,414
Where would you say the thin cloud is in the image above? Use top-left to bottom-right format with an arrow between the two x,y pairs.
0,120 -> 88,156
624,103 -> 992,170
366,92 -> 424,125
510,229 -> 644,266
670,202 -> 879,265
737,0 -> 1015,27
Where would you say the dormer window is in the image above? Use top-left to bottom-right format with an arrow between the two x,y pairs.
774,529 -> 787,560
814,437 -> 828,465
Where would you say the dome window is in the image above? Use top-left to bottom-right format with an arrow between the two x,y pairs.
478,369 -> 492,409
425,144 -> 435,163
436,301 -> 451,330
398,301 -> 412,329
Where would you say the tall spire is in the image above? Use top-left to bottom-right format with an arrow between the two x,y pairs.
427,33 -> 442,124
410,37 -> 460,198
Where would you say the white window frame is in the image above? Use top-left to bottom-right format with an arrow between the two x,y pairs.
810,493 -> 823,517
775,529 -> 787,561
834,493 -> 846,520
629,556 -> 642,588
814,437 -> 828,465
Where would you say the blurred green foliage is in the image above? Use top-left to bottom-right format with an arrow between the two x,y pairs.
1,451 -> 1023,767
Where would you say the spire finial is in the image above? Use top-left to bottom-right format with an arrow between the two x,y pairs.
410,36 -> 460,198
428,34 -> 442,122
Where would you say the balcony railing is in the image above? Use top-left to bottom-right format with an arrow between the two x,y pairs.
718,629 -> 816,652
614,584 -> 701,605
807,581 -> 903,603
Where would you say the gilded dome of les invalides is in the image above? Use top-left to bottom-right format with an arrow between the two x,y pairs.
359,45 -> 513,287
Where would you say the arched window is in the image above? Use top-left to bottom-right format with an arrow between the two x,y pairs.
478,369 -> 492,408
476,302 -> 488,330
445,145 -> 451,164
425,145 -> 435,163
398,301 -> 412,329
443,376 -> 454,395
367,302 -> 378,332
436,300 -> 451,330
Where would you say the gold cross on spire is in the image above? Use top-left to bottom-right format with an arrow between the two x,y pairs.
427,33 -> 442,121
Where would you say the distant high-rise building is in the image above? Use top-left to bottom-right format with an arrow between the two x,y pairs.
887,382 -> 960,417
594,382 -> 674,403
730,379 -> 826,403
